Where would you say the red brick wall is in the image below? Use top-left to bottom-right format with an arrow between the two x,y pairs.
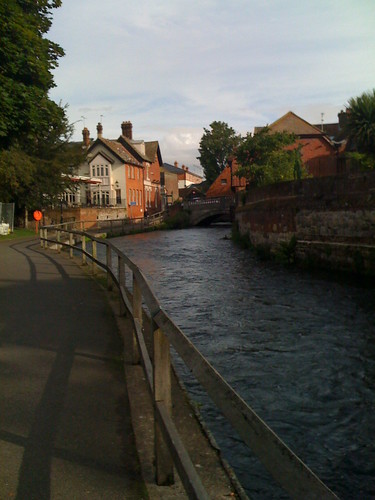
126,164 -> 145,218
288,137 -> 338,177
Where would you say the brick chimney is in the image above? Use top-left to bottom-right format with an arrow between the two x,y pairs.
97,122 -> 103,139
121,121 -> 133,140
174,161 -> 179,168
82,127 -> 90,147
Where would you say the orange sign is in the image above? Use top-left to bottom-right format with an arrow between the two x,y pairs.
33,210 -> 42,221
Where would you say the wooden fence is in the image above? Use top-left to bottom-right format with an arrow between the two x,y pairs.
40,223 -> 339,500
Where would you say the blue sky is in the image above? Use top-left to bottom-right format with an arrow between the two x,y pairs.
49,0 -> 375,174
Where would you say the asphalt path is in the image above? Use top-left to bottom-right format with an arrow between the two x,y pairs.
0,237 -> 147,499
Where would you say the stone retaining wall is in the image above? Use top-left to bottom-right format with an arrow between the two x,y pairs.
235,172 -> 375,275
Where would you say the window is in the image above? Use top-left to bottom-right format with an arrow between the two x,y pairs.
129,189 -> 131,204
136,190 -> 138,205
116,189 -> 121,204
105,165 -> 109,176
221,178 -> 227,185
101,166 -> 104,176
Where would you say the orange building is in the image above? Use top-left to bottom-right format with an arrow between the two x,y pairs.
205,159 -> 246,198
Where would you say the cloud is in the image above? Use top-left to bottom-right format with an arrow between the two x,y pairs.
49,0 -> 375,167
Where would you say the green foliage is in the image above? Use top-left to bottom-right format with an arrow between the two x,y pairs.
274,235 -> 297,265
0,0 -> 80,212
163,210 -> 191,229
236,128 -> 305,186
198,121 -> 241,184
346,89 -> 375,160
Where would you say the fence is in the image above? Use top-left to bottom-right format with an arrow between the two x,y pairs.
0,202 -> 15,234
39,223 -> 339,499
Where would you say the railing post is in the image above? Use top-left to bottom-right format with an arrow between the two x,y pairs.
118,255 -> 126,316
56,230 -> 61,253
69,232 -> 74,258
106,244 -> 112,290
82,234 -> 87,265
154,326 -> 174,485
40,228 -> 43,248
92,240 -> 97,275
132,275 -> 141,365
44,228 -> 48,249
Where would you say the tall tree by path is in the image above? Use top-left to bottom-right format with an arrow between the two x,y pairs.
197,121 -> 241,185
0,0 -> 82,214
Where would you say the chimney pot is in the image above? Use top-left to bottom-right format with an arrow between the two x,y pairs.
174,161 -> 178,168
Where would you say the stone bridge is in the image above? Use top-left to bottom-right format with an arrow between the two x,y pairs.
183,196 -> 234,225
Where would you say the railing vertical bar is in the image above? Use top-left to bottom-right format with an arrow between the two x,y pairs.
69,232 -> 73,258
92,240 -> 97,275
118,254 -> 126,316
106,244 -> 112,290
82,234 -> 86,264
57,229 -> 61,253
132,275 -> 142,365
154,326 -> 174,485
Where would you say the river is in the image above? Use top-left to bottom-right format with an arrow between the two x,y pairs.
111,226 -> 375,499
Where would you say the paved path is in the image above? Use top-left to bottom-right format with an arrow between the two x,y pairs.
0,237 -> 147,499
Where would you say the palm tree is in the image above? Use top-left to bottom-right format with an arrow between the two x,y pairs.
346,89 -> 375,155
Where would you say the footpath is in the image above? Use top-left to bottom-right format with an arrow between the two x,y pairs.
0,237 -> 242,499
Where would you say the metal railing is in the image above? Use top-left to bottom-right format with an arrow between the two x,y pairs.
39,224 -> 339,500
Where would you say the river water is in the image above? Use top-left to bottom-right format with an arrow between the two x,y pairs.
111,227 -> 375,499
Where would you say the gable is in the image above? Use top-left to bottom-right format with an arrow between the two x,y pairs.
88,138 -> 143,167
269,111 -> 324,136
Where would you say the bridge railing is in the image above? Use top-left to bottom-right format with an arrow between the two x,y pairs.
39,224 -> 338,500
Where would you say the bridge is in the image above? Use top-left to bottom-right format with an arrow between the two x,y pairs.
183,196 -> 234,225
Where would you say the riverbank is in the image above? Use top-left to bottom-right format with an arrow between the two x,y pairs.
235,172 -> 375,276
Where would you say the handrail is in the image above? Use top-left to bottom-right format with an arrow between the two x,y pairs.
39,224 -> 339,500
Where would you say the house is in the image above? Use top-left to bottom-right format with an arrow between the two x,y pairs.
160,163 -> 180,206
174,162 -> 204,190
205,159 -> 246,198
68,121 -> 163,219
256,111 -> 344,177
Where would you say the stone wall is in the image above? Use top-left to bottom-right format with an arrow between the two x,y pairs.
235,172 -> 375,274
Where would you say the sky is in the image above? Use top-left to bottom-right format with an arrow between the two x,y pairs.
49,0 -> 375,175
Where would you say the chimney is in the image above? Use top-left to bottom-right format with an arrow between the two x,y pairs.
174,161 -> 178,168
121,121 -> 133,140
97,122 -> 103,139
338,110 -> 348,130
82,127 -> 90,147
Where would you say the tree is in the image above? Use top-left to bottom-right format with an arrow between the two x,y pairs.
197,121 -> 241,184
0,0 -> 80,215
345,89 -> 375,169
236,127 -> 303,186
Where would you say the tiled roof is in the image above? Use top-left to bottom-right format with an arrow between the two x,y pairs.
90,138 -> 143,166
268,111 -> 324,136
145,141 -> 159,162
162,163 -> 183,174
118,135 -> 151,162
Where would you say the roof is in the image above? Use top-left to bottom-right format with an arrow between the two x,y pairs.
88,138 -> 143,167
145,140 -> 163,166
268,111 -> 325,136
162,163 -> 183,174
118,135 -> 151,163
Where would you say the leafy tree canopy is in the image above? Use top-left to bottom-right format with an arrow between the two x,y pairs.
197,121 -> 241,184
0,0 -> 81,212
345,89 -> 375,169
236,128 -> 305,186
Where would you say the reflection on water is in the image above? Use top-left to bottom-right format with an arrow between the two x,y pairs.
111,227 -> 375,499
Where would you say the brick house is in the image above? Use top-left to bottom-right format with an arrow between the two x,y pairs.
205,159 -> 246,198
257,111 -> 342,177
